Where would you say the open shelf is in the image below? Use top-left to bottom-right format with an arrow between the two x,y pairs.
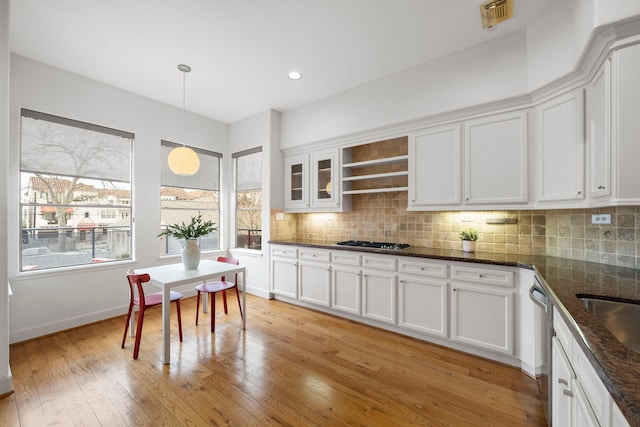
342,171 -> 408,182
343,187 -> 409,195
342,155 -> 408,169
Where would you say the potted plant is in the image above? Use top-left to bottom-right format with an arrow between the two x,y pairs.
158,215 -> 217,269
459,227 -> 479,253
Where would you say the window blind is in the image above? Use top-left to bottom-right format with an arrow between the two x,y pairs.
20,109 -> 132,183
161,140 -> 221,190
233,147 -> 262,191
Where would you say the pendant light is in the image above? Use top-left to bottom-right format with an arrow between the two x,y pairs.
167,64 -> 200,175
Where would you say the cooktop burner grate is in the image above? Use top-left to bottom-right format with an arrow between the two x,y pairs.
335,240 -> 410,250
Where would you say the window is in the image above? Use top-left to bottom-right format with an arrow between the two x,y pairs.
160,140 -> 221,255
233,147 -> 262,250
20,109 -> 133,271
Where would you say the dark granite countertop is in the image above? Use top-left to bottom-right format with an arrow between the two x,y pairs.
269,239 -> 640,426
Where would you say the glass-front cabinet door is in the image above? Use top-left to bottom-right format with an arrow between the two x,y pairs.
311,150 -> 339,208
284,154 -> 309,210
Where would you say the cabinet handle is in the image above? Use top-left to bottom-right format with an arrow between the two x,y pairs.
563,389 -> 574,398
576,190 -> 582,195
598,185 -> 605,190
356,273 -> 360,276
558,378 -> 568,386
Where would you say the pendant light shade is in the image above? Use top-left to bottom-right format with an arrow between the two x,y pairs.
167,146 -> 201,175
168,64 -> 200,175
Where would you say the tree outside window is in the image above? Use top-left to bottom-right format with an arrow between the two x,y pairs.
233,147 -> 262,250
19,109 -> 132,271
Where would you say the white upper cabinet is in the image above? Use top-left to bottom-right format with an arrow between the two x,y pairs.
284,148 -> 343,212
464,111 -> 528,205
536,89 -> 585,202
284,154 -> 309,210
409,111 -> 528,210
310,149 -> 340,209
588,59 -> 611,200
612,42 -> 640,205
408,124 -> 461,207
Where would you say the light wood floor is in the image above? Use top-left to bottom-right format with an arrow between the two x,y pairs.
0,294 -> 545,426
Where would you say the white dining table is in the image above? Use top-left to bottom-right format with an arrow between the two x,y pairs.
134,259 -> 246,364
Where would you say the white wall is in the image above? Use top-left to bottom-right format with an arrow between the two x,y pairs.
228,109 -> 280,298
280,1 -> 640,149
526,0 -> 592,91
280,30 -> 529,148
594,0 -> 640,27
8,55 -> 230,343
0,0 -> 13,395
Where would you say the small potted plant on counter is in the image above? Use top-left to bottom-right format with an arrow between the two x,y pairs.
158,214 -> 217,270
459,227 -> 479,253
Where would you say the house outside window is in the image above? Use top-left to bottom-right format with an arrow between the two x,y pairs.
160,140 -> 221,256
19,109 -> 133,271
233,147 -> 262,250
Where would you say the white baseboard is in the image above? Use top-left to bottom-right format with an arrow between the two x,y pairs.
10,286 -> 270,344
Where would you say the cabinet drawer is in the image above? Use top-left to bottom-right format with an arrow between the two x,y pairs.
572,337 -> 609,425
450,265 -> 514,287
298,248 -> 331,262
332,251 -> 361,266
398,258 -> 448,278
553,307 -> 574,360
271,246 -> 297,259
362,255 -> 397,272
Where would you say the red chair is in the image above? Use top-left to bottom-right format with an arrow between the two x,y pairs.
122,269 -> 183,359
195,257 -> 243,333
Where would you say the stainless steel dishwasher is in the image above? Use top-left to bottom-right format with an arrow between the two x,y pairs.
529,275 -> 552,426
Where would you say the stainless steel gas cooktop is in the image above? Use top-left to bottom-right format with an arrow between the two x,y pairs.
335,240 -> 410,250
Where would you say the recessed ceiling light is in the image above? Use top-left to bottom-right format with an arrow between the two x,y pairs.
288,71 -> 302,80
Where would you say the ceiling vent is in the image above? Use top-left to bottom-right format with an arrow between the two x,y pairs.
480,0 -> 513,29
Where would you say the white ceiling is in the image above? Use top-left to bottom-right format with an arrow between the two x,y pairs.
10,0 -> 561,124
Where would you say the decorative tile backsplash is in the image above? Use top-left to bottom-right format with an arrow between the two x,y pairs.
271,192 -> 640,268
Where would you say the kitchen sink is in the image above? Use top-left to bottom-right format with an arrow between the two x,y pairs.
579,296 -> 640,354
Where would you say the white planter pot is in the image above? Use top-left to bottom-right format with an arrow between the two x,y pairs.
462,240 -> 477,253
181,239 -> 201,270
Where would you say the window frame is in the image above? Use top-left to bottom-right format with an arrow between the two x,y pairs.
159,140 -> 222,256
19,109 -> 133,272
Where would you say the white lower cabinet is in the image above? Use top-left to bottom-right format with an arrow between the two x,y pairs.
398,275 -> 448,337
362,269 -> 396,324
450,283 -> 514,355
553,307 -> 630,427
450,265 -> 515,355
553,336 -> 576,427
298,248 -> 331,306
271,257 -> 298,298
332,265 -> 361,315
270,246 -> 298,298
298,260 -> 331,306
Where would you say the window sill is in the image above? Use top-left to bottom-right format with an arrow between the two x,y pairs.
229,248 -> 263,258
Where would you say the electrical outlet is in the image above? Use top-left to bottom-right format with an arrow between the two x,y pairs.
592,214 -> 611,225
275,213 -> 285,221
